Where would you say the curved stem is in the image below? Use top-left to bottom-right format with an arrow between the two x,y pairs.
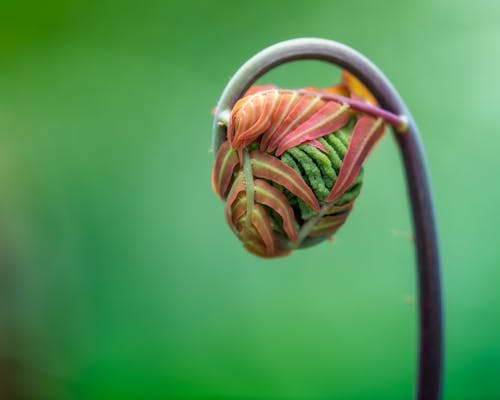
298,90 -> 408,131
212,38 -> 442,400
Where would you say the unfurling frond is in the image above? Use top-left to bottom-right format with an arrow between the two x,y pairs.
212,71 -> 387,257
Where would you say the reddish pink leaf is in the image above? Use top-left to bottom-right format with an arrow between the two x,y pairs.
227,95 -> 249,147
211,141 -> 240,198
243,224 -> 291,257
251,203 -> 277,257
250,150 -> 320,212
231,93 -> 263,146
275,101 -> 350,156
254,179 -> 297,242
232,90 -> 280,150
230,193 -> 247,223
309,214 -> 348,237
244,239 -> 267,257
236,222 -> 268,256
260,91 -> 300,151
225,173 -> 246,209
325,201 -> 354,214
302,139 -> 328,154
244,84 -> 277,96
266,95 -> 324,153
224,174 -> 246,232
326,116 -> 385,202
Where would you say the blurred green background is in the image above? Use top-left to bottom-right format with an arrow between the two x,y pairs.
1,0 -> 499,399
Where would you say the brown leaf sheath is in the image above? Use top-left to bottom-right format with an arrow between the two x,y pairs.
326,116 -> 385,202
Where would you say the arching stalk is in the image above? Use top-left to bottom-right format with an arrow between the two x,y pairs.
212,38 -> 442,400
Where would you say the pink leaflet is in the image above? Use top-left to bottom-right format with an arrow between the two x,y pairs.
275,101 -> 350,156
254,179 -> 298,242
224,174 -> 246,232
260,91 -> 300,151
233,90 -> 279,150
211,141 -> 240,199
266,95 -> 324,153
309,213 -> 348,237
326,116 -> 385,203
251,203 -> 277,257
250,150 -> 320,212
302,139 -> 328,154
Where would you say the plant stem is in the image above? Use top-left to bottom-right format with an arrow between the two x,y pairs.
242,149 -> 255,240
212,38 -> 443,400
298,90 -> 408,131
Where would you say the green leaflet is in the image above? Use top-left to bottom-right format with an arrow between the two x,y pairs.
280,127 -> 363,222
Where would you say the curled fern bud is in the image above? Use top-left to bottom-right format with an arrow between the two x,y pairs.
212,71 -> 386,258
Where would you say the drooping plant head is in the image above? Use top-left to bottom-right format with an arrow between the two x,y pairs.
212,71 -> 398,258
210,37 -> 442,400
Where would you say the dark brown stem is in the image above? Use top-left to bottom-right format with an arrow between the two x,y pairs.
212,38 -> 443,400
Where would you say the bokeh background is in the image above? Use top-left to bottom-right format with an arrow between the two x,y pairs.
1,0 -> 499,399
